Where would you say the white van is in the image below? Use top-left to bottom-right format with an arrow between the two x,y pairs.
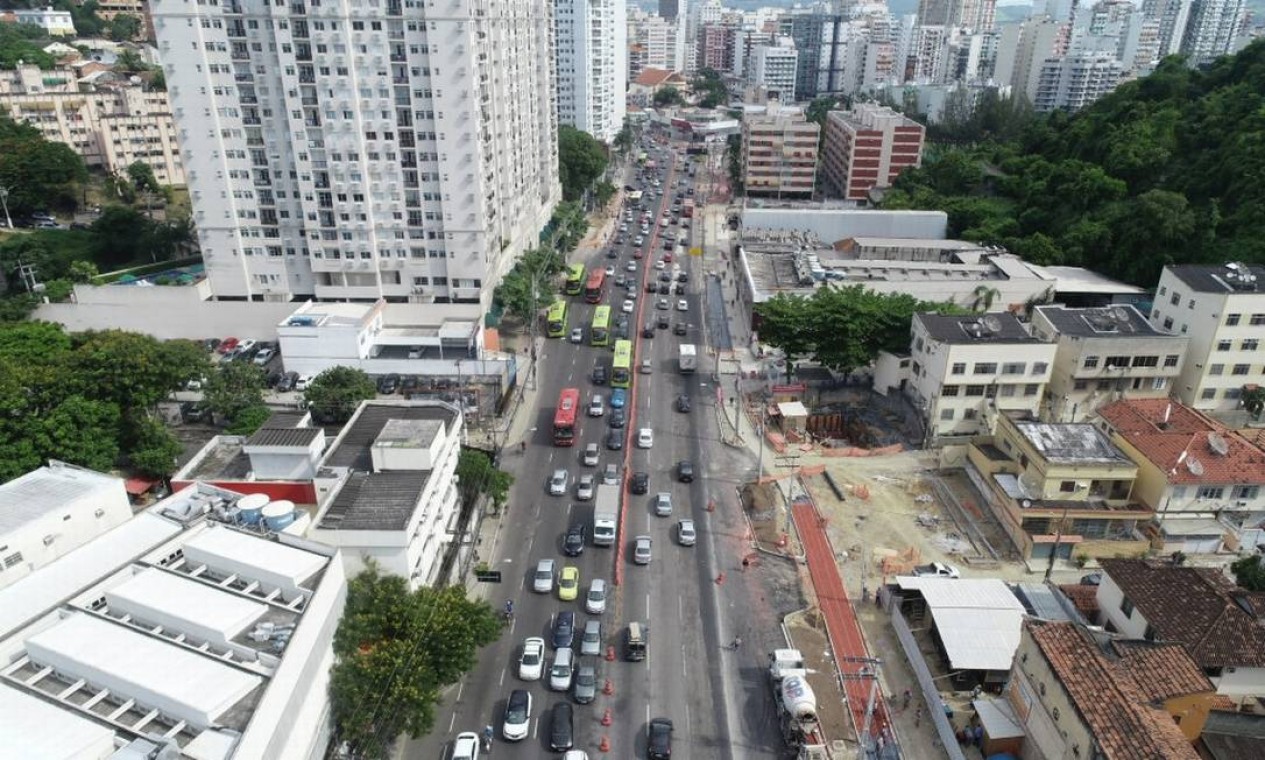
549,647 -> 574,691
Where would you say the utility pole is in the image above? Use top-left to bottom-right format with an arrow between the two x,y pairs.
841,657 -> 886,760
0,186 -> 12,229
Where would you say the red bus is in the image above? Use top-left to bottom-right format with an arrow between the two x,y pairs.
553,387 -> 580,446
584,269 -> 606,304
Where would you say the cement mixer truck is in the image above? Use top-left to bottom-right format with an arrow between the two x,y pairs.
769,649 -> 821,747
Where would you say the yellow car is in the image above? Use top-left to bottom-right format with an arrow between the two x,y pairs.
558,566 -> 580,601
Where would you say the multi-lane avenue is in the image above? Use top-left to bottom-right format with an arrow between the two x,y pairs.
408,135 -> 795,760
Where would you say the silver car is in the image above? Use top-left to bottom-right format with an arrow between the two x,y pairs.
602,464 -> 620,485
576,474 -> 595,501
574,664 -> 598,704
583,442 -> 599,467
549,469 -> 569,496
580,618 -> 603,655
654,492 -> 673,517
585,579 -> 607,615
533,558 -> 556,593
633,535 -> 652,565
677,519 -> 697,546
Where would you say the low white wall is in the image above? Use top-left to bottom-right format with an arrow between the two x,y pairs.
36,285 -> 297,341
741,208 -> 949,242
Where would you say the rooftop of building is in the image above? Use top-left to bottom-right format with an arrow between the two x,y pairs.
0,461 -> 123,535
0,483 -> 338,755
1201,710 -> 1265,760
1167,262 -> 1265,295
633,67 -> 681,87
321,402 -> 457,472
916,313 -> 1042,345
1097,399 -> 1265,485
1034,304 -> 1173,339
245,426 -> 324,449
1026,620 -> 1201,760
317,470 -> 430,532
1009,418 -> 1134,466
279,300 -> 377,329
1099,558 -> 1265,668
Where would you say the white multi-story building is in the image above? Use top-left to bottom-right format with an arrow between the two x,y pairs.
1179,0 -> 1246,66
1149,263 -> 1265,412
556,0 -> 627,143
629,10 -> 685,76
995,16 -> 1068,103
1032,51 -> 1122,112
151,0 -> 560,305
748,38 -> 799,101
10,7 -> 76,35
1142,0 -> 1194,57
312,401 -> 463,589
0,461 -> 133,591
1030,304 -> 1189,423
908,313 -> 1057,441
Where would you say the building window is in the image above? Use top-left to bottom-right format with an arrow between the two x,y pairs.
1210,364 -> 1225,376
1052,707 -> 1060,722
1189,299 -> 1196,309
1232,364 -> 1251,376
1226,313 -> 1241,326
965,385 -> 986,397
1226,387 -> 1242,400
1170,292 -> 1181,306
974,362 -> 997,375
1163,317 -> 1174,330
1105,356 -> 1130,368
1033,362 -> 1048,375
1201,388 -> 1217,400
1060,481 -> 1076,493
1232,486 -> 1261,500
1073,379 -> 1089,391
963,409 -> 978,420
1197,486 -> 1225,499
1164,354 -> 1180,367
1002,362 -> 1026,375
940,408 -> 954,421
1250,313 -> 1265,326
1121,597 -> 1134,617
1243,339 -> 1259,351
1144,624 -> 1157,642
1131,355 -> 1159,368
1000,385 -> 1017,397
1151,377 -> 1167,390
942,385 -> 960,397
1217,339 -> 1233,351
951,362 -> 966,375
1025,384 -> 1039,396
1083,356 -> 1099,369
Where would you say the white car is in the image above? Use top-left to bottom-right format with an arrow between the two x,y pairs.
294,375 -> 311,392
549,647 -> 574,691
626,261 -> 638,272
622,300 -> 635,314
549,469 -> 569,496
654,260 -> 666,270
588,395 -> 605,417
533,558 -> 556,593
452,731 -> 481,760
503,689 -> 532,741
586,579 -> 607,615
637,428 -> 654,449
604,264 -> 616,276
252,347 -> 275,365
676,299 -> 689,312
633,535 -> 653,565
519,637 -> 546,681
678,519 -> 697,546
654,492 -> 673,517
576,474 -> 595,501
564,751 -> 590,760
569,327 -> 584,344
236,339 -> 257,354
582,442 -> 600,466
634,236 -> 644,246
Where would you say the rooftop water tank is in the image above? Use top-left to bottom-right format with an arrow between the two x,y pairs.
263,500 -> 297,531
237,493 -> 269,526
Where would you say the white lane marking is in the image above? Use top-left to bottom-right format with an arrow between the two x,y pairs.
533,716 -> 539,739
456,681 -> 464,701
448,710 -> 457,732
499,668 -> 506,687
646,593 -> 651,620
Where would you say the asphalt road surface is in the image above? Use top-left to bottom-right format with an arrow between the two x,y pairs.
407,137 -> 795,760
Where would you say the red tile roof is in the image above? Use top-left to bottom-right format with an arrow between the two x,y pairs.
1027,620 -> 1201,760
1109,640 -> 1215,702
1097,399 -> 1265,485
1100,558 -> 1265,668
633,68 -> 677,87
1058,584 -> 1100,619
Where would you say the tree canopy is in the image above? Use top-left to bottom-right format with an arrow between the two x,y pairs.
755,285 -> 960,381
203,361 -> 267,428
653,85 -> 685,108
330,563 -> 501,758
492,246 -> 564,323
882,40 -> 1265,287
0,323 -> 204,481
691,68 -> 729,109
304,366 -> 378,423
557,125 -> 608,201
0,117 -> 87,215
455,449 -> 512,509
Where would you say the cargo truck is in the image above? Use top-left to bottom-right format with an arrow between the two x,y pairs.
678,344 -> 697,374
592,485 -> 619,546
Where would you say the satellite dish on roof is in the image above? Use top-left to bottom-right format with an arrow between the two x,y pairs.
1208,432 -> 1229,457
1019,471 -> 1041,498
982,315 -> 1003,333
1187,458 -> 1204,476
1110,306 -> 1131,322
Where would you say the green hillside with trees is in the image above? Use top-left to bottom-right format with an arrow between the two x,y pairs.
881,39 -> 1265,289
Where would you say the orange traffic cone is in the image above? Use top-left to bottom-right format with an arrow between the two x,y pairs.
715,572 -> 726,585
599,735 -> 611,753
603,678 -> 614,696
601,708 -> 613,726
605,645 -> 616,662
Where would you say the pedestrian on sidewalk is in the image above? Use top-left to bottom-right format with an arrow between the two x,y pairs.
902,688 -> 912,710
915,705 -> 923,727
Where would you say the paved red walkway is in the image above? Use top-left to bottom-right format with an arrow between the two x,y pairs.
791,498 -> 895,751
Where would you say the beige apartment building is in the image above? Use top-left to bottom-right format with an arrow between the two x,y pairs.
1031,304 -> 1189,423
0,64 -> 184,186
741,111 -> 819,198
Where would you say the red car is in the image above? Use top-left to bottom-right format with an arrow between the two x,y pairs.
218,337 -> 239,354
633,248 -> 644,259
663,252 -> 673,263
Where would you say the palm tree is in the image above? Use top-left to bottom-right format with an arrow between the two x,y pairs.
971,285 -> 1001,312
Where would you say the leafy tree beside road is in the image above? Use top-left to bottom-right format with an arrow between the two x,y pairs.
493,246 -> 563,323
204,361 -> 268,431
455,449 -> 512,510
653,86 -> 685,108
304,366 -> 377,423
557,125 -> 608,201
330,563 -> 501,758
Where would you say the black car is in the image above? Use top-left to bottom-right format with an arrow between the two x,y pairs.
592,364 -> 608,385
657,314 -> 670,329
643,323 -> 656,338
673,322 -> 687,336
658,271 -> 672,282
401,375 -> 420,396
646,280 -> 658,293
615,273 -> 627,288
609,407 -> 626,428
265,370 -> 284,388
676,394 -> 691,413
563,523 -> 587,556
277,371 -> 299,392
648,718 -> 673,759
678,460 -> 695,483
377,373 -> 400,394
606,430 -> 624,451
658,283 -> 671,295
551,703 -> 575,751
615,317 -> 630,339
630,471 -> 649,495
608,247 -> 620,258
552,611 -> 575,648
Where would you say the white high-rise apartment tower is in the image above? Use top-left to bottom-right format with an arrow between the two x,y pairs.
556,0 -> 627,143
151,0 -> 560,305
